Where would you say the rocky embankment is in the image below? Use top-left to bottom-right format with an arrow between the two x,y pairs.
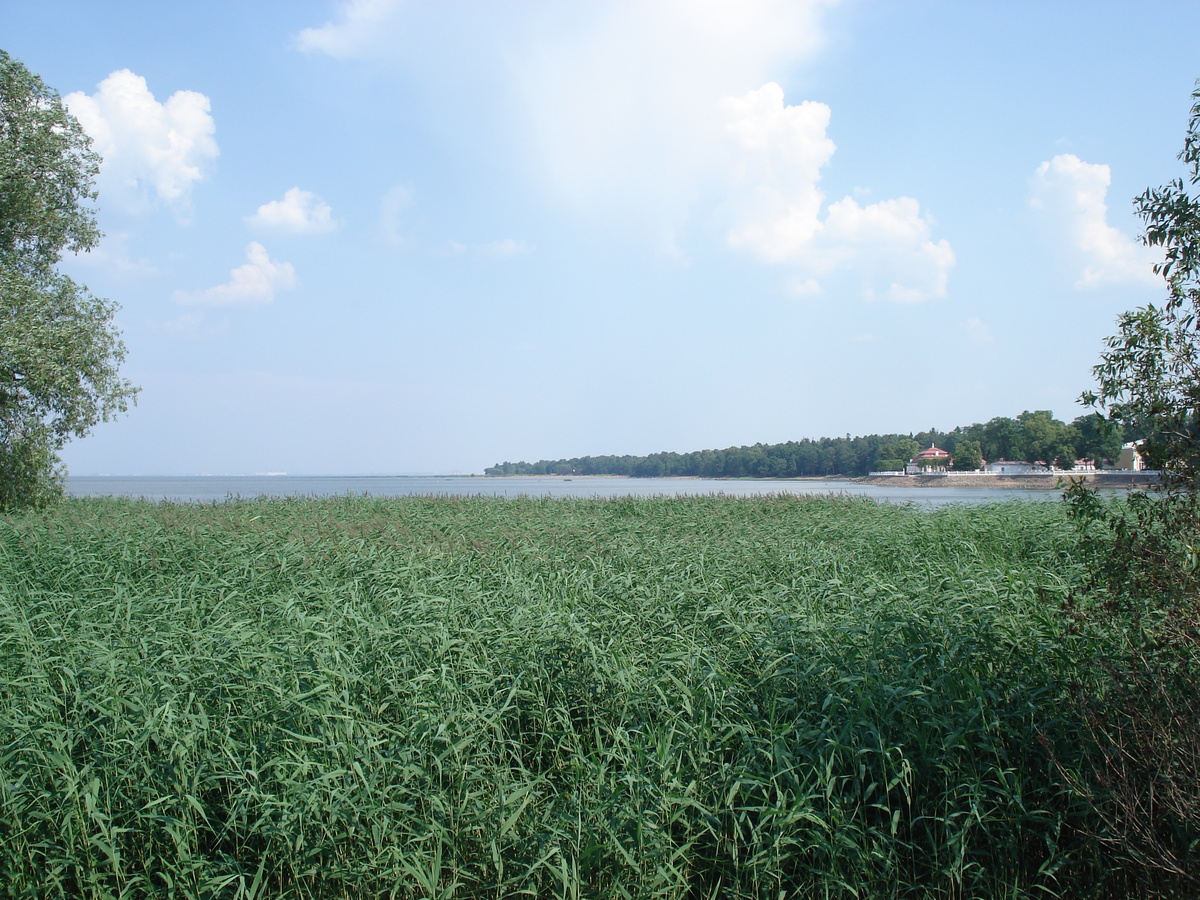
855,471 -> 1159,489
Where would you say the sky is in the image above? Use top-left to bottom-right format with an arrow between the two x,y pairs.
6,1 -> 1200,475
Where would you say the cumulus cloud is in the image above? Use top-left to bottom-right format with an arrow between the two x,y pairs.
65,69 -> 217,213
175,243 -> 296,307
723,83 -> 835,261
725,83 -> 955,302
247,188 -> 338,234
1030,154 -> 1159,288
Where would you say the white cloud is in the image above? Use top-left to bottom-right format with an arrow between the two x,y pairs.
298,2 -> 836,240
827,198 -> 955,303
724,83 -> 835,261
174,243 -> 296,307
294,1 -> 950,302
1030,154 -> 1159,288
725,83 -> 955,302
247,187 -> 338,234
65,69 -> 217,213
479,238 -> 533,259
960,316 -> 995,346
511,2 -> 835,228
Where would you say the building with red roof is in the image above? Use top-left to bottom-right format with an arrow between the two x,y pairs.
905,444 -> 953,474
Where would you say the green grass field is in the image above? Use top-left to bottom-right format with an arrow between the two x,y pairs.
0,495 -> 1117,898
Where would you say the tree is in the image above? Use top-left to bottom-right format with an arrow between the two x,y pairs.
877,437 -> 920,467
950,439 -> 983,471
980,416 -> 1023,462
1082,82 -> 1200,489
1065,80 -> 1200,892
0,51 -> 137,508
1017,410 -> 1079,469
1071,413 -> 1125,467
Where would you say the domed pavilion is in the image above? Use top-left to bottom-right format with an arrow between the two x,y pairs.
906,444 -> 953,474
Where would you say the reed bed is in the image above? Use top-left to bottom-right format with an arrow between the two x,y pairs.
0,494 -> 1107,898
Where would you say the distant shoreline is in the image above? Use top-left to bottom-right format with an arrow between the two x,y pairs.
483,472 -> 1158,489
854,471 -> 1158,489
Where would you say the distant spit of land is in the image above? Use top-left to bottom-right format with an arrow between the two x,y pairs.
494,472 -> 1159,489
854,471 -> 1158,489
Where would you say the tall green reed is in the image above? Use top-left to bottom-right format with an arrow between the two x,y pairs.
0,495 -> 1108,898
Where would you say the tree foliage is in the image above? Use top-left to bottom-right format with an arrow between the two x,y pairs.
1082,82 -> 1200,490
0,50 -> 137,508
487,411 -> 1097,478
950,439 -> 983,471
1071,80 -> 1200,591
1065,80 -> 1200,892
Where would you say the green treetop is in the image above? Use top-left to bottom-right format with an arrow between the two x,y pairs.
0,50 -> 138,508
1085,81 -> 1200,489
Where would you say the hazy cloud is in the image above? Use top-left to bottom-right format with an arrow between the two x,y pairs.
295,0 -> 403,58
788,277 -> 823,297
174,243 -> 296,307
379,184 -> 414,247
960,316 -> 995,346
479,238 -> 534,259
511,1 -> 835,232
65,69 -> 217,214
299,1 -> 836,244
294,1 -> 949,301
825,198 -> 955,302
69,232 -> 157,276
160,311 -> 230,338
248,187 -> 338,234
1030,154 -> 1159,288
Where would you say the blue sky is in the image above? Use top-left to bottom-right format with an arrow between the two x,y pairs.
7,1 -> 1199,475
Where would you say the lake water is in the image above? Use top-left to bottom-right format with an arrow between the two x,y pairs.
65,475 -> 1069,507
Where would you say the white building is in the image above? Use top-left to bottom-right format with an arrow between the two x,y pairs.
906,445 -> 952,474
1118,441 -> 1146,471
984,460 -> 1042,475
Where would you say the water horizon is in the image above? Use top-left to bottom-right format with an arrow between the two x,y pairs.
65,473 -> 1072,507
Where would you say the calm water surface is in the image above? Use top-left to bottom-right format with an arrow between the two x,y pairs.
66,475 -> 1070,507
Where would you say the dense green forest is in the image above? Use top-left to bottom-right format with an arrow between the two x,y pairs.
487,410 -> 1126,478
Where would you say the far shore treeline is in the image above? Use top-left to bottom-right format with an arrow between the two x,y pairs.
486,411 -> 1127,478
